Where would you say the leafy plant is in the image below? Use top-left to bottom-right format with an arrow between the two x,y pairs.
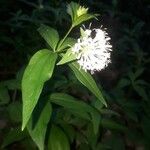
0,0 -> 149,150
21,2 -> 106,150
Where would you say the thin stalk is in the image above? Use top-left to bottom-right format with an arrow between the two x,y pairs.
57,25 -> 73,52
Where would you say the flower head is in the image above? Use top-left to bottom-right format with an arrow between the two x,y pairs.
77,6 -> 88,17
71,26 -> 112,73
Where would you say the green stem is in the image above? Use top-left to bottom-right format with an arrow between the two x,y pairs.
57,25 -> 74,52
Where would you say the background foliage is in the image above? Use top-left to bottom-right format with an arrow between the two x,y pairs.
0,0 -> 150,150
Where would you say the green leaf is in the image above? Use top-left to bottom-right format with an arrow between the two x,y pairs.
57,49 -> 77,65
50,93 -> 91,113
67,2 -> 97,27
1,128 -> 27,148
38,24 -> 59,51
69,63 -> 107,106
2,79 -> 20,90
0,84 -> 10,105
57,37 -> 76,51
73,14 -> 97,27
67,2 -> 79,21
128,71 -> 135,82
99,109 -> 120,117
117,78 -> 130,89
79,143 -> 90,150
22,49 -> 57,130
60,123 -> 75,143
135,79 -> 147,86
104,135 -> 125,150
101,119 -> 127,131
67,109 -> 90,120
76,132 -> 87,146
124,108 -> 138,122
91,111 -> 101,134
27,102 -> 52,150
7,101 -> 22,122
92,99 -> 104,111
50,93 -> 101,134
48,125 -> 70,150
133,85 -> 148,100
134,68 -> 144,79
86,123 -> 98,149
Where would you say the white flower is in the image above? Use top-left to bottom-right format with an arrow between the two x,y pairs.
71,27 -> 112,73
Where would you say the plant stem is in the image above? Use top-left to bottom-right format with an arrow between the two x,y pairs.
57,25 -> 73,52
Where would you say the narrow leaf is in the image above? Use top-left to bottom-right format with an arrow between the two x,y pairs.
91,111 -> 101,134
133,85 -> 148,101
48,125 -> 70,150
67,109 -> 90,120
117,78 -> 130,89
60,123 -> 75,143
38,24 -> 59,51
67,2 -> 79,21
7,101 -> 22,122
73,14 -> 97,27
69,63 -> 107,106
50,93 -> 101,134
57,49 -> 77,65
27,102 -> 52,150
134,68 -> 144,79
57,37 -> 76,51
22,49 -> 57,130
101,119 -> 127,131
1,128 -> 27,148
50,93 -> 91,112
0,84 -> 10,105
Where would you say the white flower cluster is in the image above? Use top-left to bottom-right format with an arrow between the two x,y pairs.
71,27 -> 112,73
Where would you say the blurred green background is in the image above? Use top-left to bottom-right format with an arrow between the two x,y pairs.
0,0 -> 150,149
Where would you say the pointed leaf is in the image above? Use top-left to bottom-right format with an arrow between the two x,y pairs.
67,2 -> 79,21
57,49 -> 77,65
48,125 -> 70,150
101,119 -> 127,131
50,93 -> 101,134
1,128 -> 27,148
60,123 -> 75,143
22,49 -> 57,130
69,63 -> 107,106
91,111 -> 101,134
38,24 -> 59,51
67,109 -> 90,120
117,78 -> 130,89
134,68 -> 144,79
67,2 -> 97,27
7,101 -> 22,122
133,85 -> 148,100
50,93 -> 91,112
0,84 -> 10,105
73,14 -> 97,27
57,37 -> 76,51
27,102 -> 52,150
